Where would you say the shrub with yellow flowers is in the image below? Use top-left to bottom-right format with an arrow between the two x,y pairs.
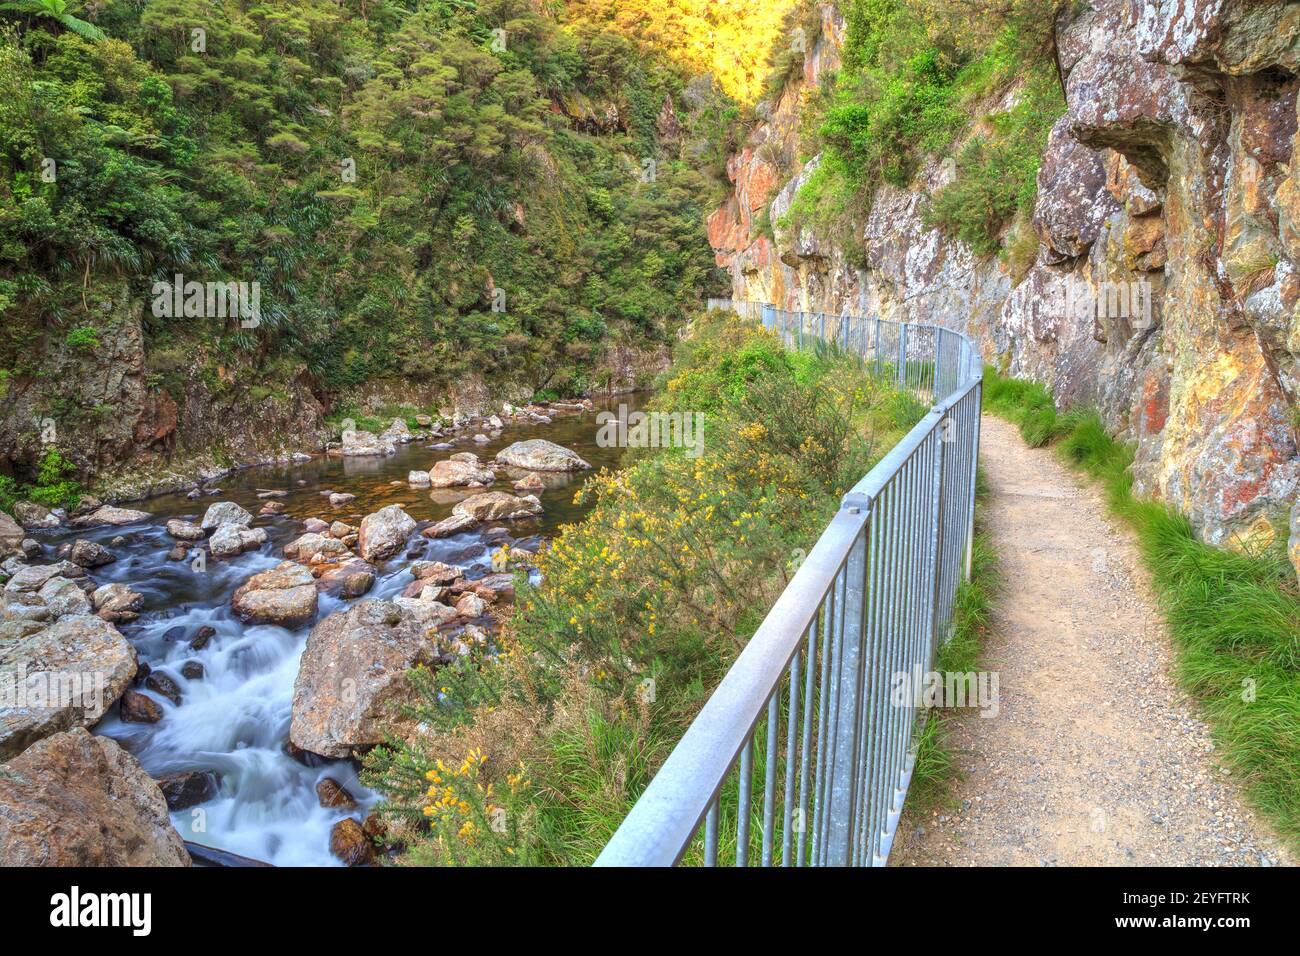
365,313 -> 923,865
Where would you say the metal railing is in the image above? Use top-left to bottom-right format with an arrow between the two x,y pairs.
595,300 -> 983,867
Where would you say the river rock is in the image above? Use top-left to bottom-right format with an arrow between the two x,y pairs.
156,770 -> 219,811
0,613 -> 137,759
200,501 -> 253,531
70,495 -> 102,517
284,532 -> 350,563
69,505 -> 152,528
411,560 -> 465,585
0,511 -> 22,559
232,561 -> 319,627
302,517 -> 330,534
329,521 -> 355,539
316,777 -> 358,809
428,457 -> 495,488
289,600 -> 441,758
37,577 -> 91,618
329,492 -> 356,507
408,470 -> 431,486
166,518 -> 205,541
453,491 -> 543,523
181,660 -> 204,680
422,513 -> 479,539
341,430 -> 395,457
357,504 -> 416,562
189,625 -> 216,650
0,728 -> 189,866
13,501 -> 58,529
476,572 -> 517,602
4,561 -> 82,593
512,472 -> 547,493
315,559 -> 376,599
392,595 -> 458,628
69,538 -> 115,568
120,688 -> 164,723
329,817 -> 374,866
381,418 -> 411,442
454,592 -> 487,618
496,439 -> 590,472
92,582 -> 144,624
144,671 -> 182,706
208,524 -> 268,558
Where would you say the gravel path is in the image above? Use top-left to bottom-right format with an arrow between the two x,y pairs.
890,415 -> 1293,867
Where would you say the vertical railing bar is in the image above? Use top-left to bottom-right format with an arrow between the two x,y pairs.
736,737 -> 754,866
782,650 -> 801,866
809,586 -> 835,865
796,625 -> 817,866
762,692 -> 780,866
704,798 -> 719,867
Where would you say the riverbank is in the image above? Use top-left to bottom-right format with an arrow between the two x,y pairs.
0,395 -> 642,866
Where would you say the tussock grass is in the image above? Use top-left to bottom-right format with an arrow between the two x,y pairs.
984,369 -> 1300,851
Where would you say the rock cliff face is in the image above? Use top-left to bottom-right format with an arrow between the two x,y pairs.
710,0 -> 1300,558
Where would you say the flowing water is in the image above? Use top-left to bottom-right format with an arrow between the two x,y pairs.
33,396 -> 642,866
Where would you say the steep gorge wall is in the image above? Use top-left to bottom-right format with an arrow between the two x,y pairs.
710,0 -> 1300,563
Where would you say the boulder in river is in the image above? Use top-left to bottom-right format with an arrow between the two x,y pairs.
0,728 -> 189,866
453,491 -> 543,523
302,517 -> 330,534
410,560 -> 465,585
120,688 -> 164,724
166,518 -> 206,541
512,472 -> 547,493
208,524 -> 268,558
92,582 -> 144,624
37,576 -> 91,618
329,817 -> 374,866
284,532 -> 350,563
428,456 -> 495,488
13,501 -> 59,529
200,501 -> 253,531
69,538 -> 115,568
0,613 -> 137,759
232,561 -> 319,628
5,561 -> 84,593
69,505 -> 152,528
315,559 -> 377,599
357,504 -> 417,562
408,470 -> 431,486
289,600 -> 441,758
496,438 -> 591,472
156,770 -> 220,811
422,513 -> 479,539
316,777 -> 358,810
340,430 -> 395,457
329,492 -> 357,507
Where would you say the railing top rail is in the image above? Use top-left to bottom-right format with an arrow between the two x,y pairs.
595,301 -> 983,867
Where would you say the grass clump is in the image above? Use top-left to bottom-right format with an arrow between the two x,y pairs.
363,312 -> 924,865
984,368 -> 1300,851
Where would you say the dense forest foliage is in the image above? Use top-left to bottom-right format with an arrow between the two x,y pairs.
0,0 -> 766,435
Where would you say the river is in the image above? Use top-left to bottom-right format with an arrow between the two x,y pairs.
31,396 -> 642,866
